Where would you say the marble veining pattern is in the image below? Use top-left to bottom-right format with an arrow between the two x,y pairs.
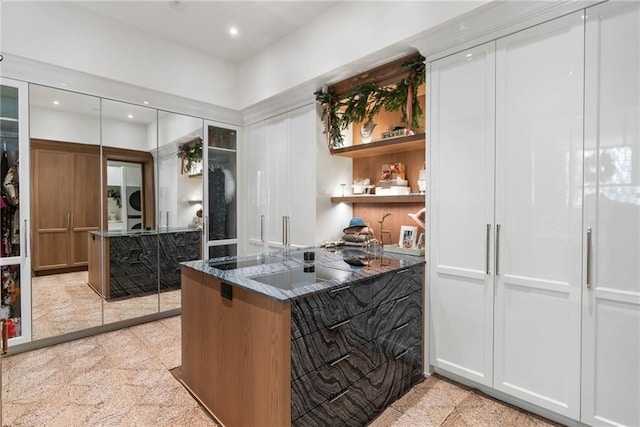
182,247 -> 426,302
2,315 -> 561,427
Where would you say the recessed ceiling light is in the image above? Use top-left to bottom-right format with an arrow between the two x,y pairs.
128,114 -> 134,119
143,101 -> 149,105
229,27 -> 239,37
53,100 -> 60,105
466,53 -> 473,58
60,83 -> 67,87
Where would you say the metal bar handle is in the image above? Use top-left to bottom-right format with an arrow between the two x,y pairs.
394,350 -> 409,360
486,224 -> 491,274
329,354 -> 351,367
1,319 -> 8,355
495,224 -> 501,276
328,319 -> 351,330
282,216 -> 286,246
260,215 -> 265,243
67,212 -> 71,230
329,389 -> 350,404
24,219 -> 28,257
586,227 -> 592,288
70,212 -> 74,230
330,285 -> 350,294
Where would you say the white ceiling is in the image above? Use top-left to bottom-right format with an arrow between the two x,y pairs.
72,1 -> 340,65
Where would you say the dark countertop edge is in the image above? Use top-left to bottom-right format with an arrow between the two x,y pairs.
180,247 -> 425,303
89,227 -> 201,237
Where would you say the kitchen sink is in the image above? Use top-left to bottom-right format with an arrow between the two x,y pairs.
249,265 -> 353,291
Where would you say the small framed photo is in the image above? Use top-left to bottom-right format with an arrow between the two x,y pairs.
399,225 -> 418,249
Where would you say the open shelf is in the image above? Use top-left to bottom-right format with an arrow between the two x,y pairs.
331,194 -> 425,204
331,133 -> 425,159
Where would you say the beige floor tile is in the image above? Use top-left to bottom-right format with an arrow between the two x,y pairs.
441,393 -> 523,427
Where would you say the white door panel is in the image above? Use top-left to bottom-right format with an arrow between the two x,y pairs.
429,42 -> 495,386
494,12 -> 583,418
583,2 -> 640,426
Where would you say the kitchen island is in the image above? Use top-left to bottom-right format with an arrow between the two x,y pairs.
180,247 -> 424,427
88,227 -> 201,299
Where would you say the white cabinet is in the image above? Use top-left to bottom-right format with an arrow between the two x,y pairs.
582,2 -> 640,426
430,11 -> 584,421
244,104 -> 316,254
493,12 -> 584,419
429,41 -> 496,387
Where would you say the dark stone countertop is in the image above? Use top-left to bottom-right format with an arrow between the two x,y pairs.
181,246 -> 425,302
89,227 -> 201,238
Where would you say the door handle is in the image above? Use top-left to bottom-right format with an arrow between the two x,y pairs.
67,212 -> 71,230
24,219 -> 28,257
586,227 -> 592,288
495,224 -> 501,276
282,216 -> 290,246
486,224 -> 491,274
70,212 -> 74,230
260,215 -> 265,243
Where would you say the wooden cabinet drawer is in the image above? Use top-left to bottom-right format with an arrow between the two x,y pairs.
370,290 -> 422,339
291,345 -> 377,421
373,265 -> 423,307
292,310 -> 370,380
291,278 -> 373,340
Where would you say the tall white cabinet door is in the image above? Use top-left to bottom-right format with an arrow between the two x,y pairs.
494,12 -> 584,418
582,3 -> 640,426
287,105 -> 316,248
245,121 -> 268,254
429,42 -> 496,386
265,115 -> 289,248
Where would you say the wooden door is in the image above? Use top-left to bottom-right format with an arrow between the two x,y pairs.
32,148 -> 72,271
70,152 -> 101,266
493,11 -> 584,419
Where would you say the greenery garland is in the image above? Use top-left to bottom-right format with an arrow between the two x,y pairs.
176,138 -> 203,173
315,55 -> 426,149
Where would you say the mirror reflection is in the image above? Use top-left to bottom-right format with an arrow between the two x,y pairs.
157,111 -> 203,312
98,99 -> 159,324
29,84 -> 102,340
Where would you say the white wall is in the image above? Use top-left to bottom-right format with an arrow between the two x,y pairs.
1,1 -> 239,109
238,1 -> 486,108
101,118 -> 148,151
30,106 -> 100,144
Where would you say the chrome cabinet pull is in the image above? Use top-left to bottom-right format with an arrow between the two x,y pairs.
395,295 -> 410,304
67,212 -> 71,230
260,215 -> 265,243
394,349 -> 409,360
329,389 -> 350,403
282,216 -> 286,246
394,322 -> 409,332
329,285 -> 350,294
24,219 -> 28,256
329,354 -> 351,367
328,319 -> 350,330
486,224 -> 491,274
586,227 -> 592,288
495,224 -> 501,276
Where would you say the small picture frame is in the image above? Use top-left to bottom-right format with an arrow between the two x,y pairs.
399,225 -> 418,249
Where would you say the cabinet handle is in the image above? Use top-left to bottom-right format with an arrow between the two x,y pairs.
329,285 -> 350,294
260,215 -> 265,243
282,216 -> 290,246
329,389 -> 350,404
67,212 -> 71,230
329,354 -> 351,367
586,227 -> 592,288
1,319 -> 8,355
486,224 -> 491,274
328,319 -> 350,330
165,211 -> 169,228
70,212 -> 74,230
395,295 -> 410,304
495,224 -> 501,276
24,219 -> 28,257
394,322 -> 409,332
394,349 -> 409,360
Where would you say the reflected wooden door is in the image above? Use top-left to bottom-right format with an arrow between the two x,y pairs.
70,152 -> 100,266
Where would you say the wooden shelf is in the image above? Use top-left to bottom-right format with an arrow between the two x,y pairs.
331,194 -> 425,204
331,133 -> 425,158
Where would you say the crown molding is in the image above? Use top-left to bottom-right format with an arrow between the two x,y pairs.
0,54 -> 242,125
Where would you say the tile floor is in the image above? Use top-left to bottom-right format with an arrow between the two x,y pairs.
31,272 -> 181,341
2,314 -> 560,427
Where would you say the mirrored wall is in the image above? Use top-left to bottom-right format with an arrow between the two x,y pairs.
28,84 -> 206,341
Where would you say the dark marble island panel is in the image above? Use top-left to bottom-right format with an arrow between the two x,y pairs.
88,228 -> 201,299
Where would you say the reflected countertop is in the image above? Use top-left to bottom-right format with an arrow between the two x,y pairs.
181,246 -> 425,302
89,227 -> 201,238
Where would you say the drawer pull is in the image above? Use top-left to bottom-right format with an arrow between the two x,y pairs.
329,354 -> 351,367
329,389 -> 350,404
394,322 -> 409,332
328,319 -> 351,330
395,295 -> 410,304
394,350 -> 409,360
330,285 -> 350,294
